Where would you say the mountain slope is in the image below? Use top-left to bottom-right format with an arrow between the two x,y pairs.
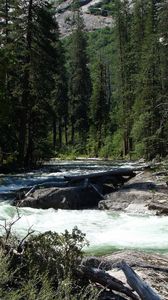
55,0 -> 113,36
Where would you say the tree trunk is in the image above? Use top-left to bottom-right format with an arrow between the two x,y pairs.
25,120 -> 34,166
64,117 -> 68,145
79,266 -> 139,300
58,119 -> 62,148
18,0 -> 33,166
71,119 -> 75,144
121,261 -> 161,300
18,116 -> 27,165
53,118 -> 57,150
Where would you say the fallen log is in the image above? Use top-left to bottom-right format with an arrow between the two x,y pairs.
79,266 -> 139,300
64,168 -> 136,183
153,171 -> 168,176
29,181 -> 69,189
120,260 -> 161,300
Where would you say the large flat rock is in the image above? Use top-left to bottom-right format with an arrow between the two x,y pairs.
98,171 -> 168,215
99,189 -> 168,213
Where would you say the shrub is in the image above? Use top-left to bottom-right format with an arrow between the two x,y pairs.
0,227 -> 99,299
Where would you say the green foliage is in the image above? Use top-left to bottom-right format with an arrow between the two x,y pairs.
0,228 -> 99,299
88,0 -> 113,16
89,59 -> 111,156
0,0 -> 68,167
98,131 -> 123,158
0,250 -> 13,287
68,9 -> 91,147
1,0 -> 168,164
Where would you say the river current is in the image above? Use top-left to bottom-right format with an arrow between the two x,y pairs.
0,160 -> 168,255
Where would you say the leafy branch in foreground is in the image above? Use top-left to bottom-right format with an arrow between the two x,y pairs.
0,211 -> 161,299
0,213 -> 97,300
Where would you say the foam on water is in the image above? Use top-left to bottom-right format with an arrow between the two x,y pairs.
0,160 -> 167,255
0,202 -> 168,254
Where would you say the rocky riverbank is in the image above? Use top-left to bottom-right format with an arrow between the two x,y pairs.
99,169 -> 168,215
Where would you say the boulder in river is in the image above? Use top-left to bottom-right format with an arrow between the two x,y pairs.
15,185 -> 102,209
14,168 -> 137,210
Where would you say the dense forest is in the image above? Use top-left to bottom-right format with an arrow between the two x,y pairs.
0,0 -> 168,167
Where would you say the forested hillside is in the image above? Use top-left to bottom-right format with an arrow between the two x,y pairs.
0,0 -> 168,168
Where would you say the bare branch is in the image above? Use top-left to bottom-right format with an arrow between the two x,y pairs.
17,225 -> 35,253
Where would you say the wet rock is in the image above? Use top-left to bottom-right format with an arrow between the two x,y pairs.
15,185 -> 102,209
148,201 -> 168,215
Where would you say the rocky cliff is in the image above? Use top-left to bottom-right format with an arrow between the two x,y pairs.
54,0 -> 113,36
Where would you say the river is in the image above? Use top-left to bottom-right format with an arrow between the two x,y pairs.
0,159 -> 168,255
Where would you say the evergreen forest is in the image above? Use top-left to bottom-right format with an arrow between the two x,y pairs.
0,0 -> 168,168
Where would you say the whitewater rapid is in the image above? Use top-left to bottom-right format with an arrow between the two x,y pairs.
0,160 -> 168,255
0,203 -> 168,255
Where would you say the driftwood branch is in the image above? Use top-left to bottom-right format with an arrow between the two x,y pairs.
79,266 -> 139,300
120,260 -> 161,300
130,263 -> 168,274
90,183 -> 105,200
25,186 -> 36,198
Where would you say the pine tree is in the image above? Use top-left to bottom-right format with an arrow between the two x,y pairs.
0,0 -> 64,166
0,0 -> 18,163
132,0 -> 161,159
23,0 -> 62,165
90,59 -> 110,156
156,0 -> 168,156
51,49 -> 69,150
114,0 -> 133,156
68,4 -> 91,149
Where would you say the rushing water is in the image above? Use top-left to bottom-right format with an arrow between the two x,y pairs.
0,160 -> 168,255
